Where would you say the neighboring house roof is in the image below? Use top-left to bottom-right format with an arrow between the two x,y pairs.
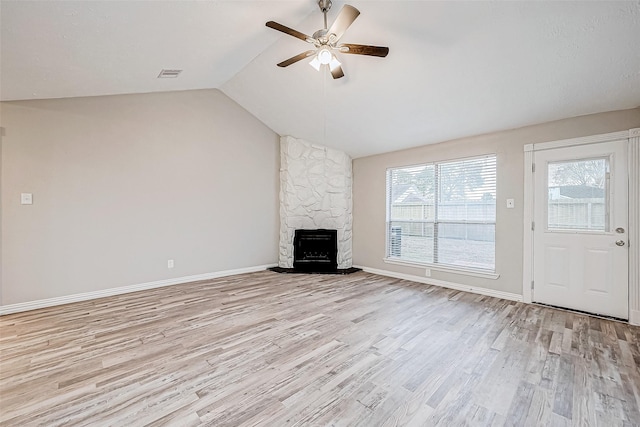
392,184 -> 430,205
549,185 -> 605,199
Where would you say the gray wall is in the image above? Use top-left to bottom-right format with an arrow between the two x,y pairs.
352,108 -> 640,296
1,89 -> 280,305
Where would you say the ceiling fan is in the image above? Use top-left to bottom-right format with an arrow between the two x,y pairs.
266,0 -> 389,79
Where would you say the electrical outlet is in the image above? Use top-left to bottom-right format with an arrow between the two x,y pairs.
21,193 -> 33,205
506,198 -> 515,209
425,268 -> 431,277
167,259 -> 174,269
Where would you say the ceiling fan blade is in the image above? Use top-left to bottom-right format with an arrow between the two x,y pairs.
266,21 -> 314,44
277,51 -> 316,68
338,43 -> 389,57
327,5 -> 360,42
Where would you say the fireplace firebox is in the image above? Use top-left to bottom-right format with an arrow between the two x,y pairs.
293,229 -> 338,272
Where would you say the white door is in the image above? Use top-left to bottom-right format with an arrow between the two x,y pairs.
532,139 -> 629,319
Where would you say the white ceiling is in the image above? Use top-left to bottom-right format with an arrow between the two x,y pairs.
2,1 -> 639,158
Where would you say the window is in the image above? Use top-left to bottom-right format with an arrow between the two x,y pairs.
547,158 -> 608,232
386,155 -> 497,272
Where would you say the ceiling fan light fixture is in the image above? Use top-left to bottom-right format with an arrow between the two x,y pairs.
317,48 -> 333,65
310,48 -> 336,71
309,56 -> 321,71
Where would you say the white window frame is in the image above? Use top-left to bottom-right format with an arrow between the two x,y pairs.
384,154 -> 498,278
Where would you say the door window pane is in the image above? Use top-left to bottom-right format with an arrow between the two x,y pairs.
547,158 -> 608,231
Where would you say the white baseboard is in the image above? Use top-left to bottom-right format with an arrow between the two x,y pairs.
630,310 -> 640,326
0,264 -> 277,316
355,265 -> 523,303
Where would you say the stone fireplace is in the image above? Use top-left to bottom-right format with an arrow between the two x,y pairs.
278,136 -> 352,269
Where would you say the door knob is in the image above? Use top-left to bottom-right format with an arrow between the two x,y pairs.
615,240 -> 625,246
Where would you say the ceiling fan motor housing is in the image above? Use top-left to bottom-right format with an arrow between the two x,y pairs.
313,29 -> 329,44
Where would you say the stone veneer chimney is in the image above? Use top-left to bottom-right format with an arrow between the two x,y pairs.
278,136 -> 353,269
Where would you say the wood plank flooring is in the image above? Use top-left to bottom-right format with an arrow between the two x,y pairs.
1,271 -> 639,426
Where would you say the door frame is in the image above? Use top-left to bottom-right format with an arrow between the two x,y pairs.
522,128 -> 640,325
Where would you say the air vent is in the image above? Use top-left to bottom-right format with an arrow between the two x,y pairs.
157,69 -> 182,78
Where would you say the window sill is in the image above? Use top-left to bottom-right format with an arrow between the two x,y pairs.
383,258 -> 500,280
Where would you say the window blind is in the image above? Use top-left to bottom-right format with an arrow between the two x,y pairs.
386,155 -> 497,272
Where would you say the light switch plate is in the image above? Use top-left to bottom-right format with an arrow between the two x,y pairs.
21,193 -> 33,205
506,198 -> 515,209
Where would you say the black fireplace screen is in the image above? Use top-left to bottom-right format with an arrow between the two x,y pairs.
293,229 -> 338,271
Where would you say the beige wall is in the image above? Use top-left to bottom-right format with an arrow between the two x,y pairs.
0,89 -> 280,305
353,108 -> 640,296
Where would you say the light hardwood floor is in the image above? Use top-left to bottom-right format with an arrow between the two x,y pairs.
1,271 -> 639,426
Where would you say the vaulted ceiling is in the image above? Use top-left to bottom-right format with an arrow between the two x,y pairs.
2,1 -> 639,157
